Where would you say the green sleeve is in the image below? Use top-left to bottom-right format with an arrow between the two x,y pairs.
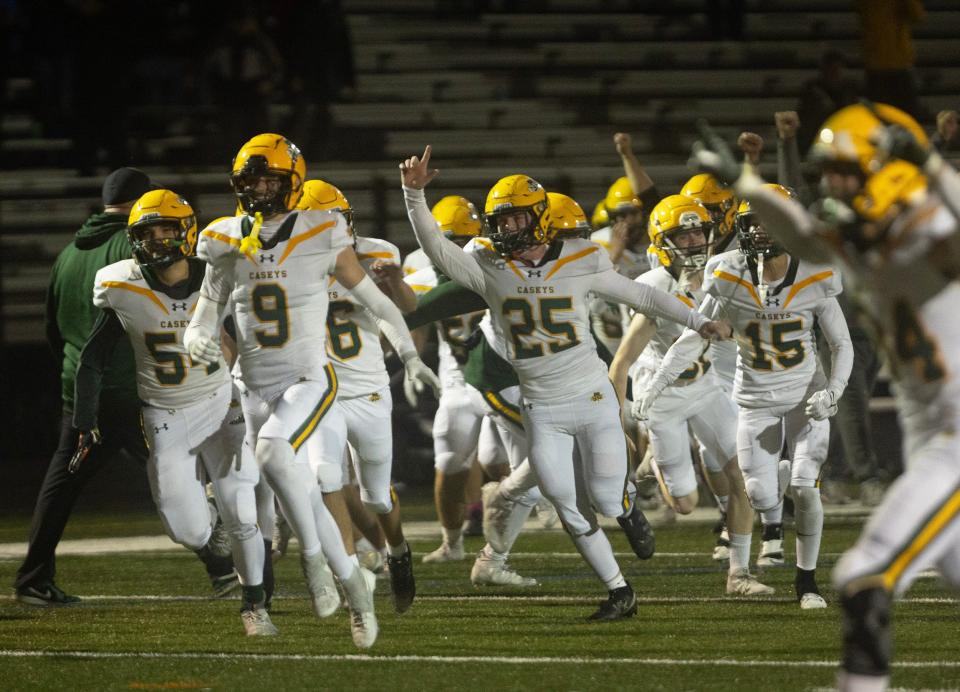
405,281 -> 489,330
73,308 -> 126,431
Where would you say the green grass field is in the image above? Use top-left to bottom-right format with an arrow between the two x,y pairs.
0,504 -> 957,691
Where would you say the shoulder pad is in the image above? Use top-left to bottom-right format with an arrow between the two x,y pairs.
198,216 -> 243,263
404,265 -> 439,295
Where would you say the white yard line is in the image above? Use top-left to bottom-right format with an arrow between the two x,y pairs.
0,649 -> 955,668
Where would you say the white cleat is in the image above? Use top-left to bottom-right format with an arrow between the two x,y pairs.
241,604 -> 279,636
535,498 -> 559,529
471,557 -> 538,587
712,544 -> 730,562
300,551 -> 339,618
272,513 -> 292,562
342,568 -> 378,649
757,539 -> 785,567
726,569 -> 775,596
800,592 -> 828,610
422,540 -> 465,563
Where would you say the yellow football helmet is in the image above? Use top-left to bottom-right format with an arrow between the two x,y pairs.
680,173 -> 736,237
127,189 -> 197,268
483,174 -> 552,255
431,195 -> 481,245
735,183 -> 793,260
591,200 -> 609,229
547,192 -> 591,240
230,133 -> 306,215
297,179 -> 354,232
647,194 -> 714,269
603,177 -> 642,218
810,102 -> 928,176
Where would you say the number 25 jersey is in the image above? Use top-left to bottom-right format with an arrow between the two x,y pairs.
702,249 -> 842,409
197,210 -> 352,400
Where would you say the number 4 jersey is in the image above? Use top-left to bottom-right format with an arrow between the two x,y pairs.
701,249 -> 843,409
197,210 -> 352,401
91,258 -> 227,409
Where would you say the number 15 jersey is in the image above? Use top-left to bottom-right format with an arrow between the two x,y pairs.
197,210 -> 352,401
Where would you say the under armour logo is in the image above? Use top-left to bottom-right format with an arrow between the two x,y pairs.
527,270 -> 543,278
171,302 -> 188,311
154,423 -> 169,433
259,254 -> 275,263
764,296 -> 781,307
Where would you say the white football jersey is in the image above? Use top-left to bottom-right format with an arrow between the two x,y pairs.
197,210 -> 352,400
632,267 -> 712,394
326,236 -> 401,398
93,258 -> 228,409
405,265 -> 484,389
462,237 -> 615,402
402,247 -> 432,276
703,249 -> 842,408
588,227 -> 650,354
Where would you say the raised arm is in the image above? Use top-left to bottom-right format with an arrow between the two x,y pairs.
405,280 -> 488,330
400,146 -> 486,294
614,132 -> 655,196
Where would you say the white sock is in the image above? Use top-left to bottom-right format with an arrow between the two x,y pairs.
480,544 -> 507,563
229,529 -> 265,587
309,484 -> 354,580
572,529 -> 622,588
500,460 -> 538,500
499,500 -> 536,554
760,501 -> 783,526
257,438 -> 321,555
794,486 -> 824,571
729,532 -> 751,573
441,526 -> 463,546
387,540 -> 408,558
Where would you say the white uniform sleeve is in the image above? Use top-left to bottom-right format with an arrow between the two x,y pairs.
591,268 -> 709,332
925,151 -> 960,225
644,294 -> 723,398
815,296 -> 853,398
186,264 -> 230,347
403,186 -> 485,294
349,274 -> 418,363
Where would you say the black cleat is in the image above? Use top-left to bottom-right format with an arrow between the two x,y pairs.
387,546 -> 416,614
617,503 -> 655,560
16,582 -> 81,607
588,583 -> 638,621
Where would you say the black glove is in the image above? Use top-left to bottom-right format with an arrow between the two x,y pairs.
68,428 -> 102,474
689,120 -> 741,186
876,124 -> 931,168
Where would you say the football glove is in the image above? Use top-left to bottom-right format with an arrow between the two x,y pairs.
68,427 -> 102,474
690,120 -> 742,186
805,389 -> 839,421
631,390 -> 658,422
402,373 -> 420,408
185,333 -> 220,366
404,356 -> 440,399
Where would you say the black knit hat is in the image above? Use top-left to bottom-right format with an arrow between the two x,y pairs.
101,167 -> 155,206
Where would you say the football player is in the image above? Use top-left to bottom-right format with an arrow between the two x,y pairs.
691,104 -> 960,691
609,194 -> 770,595
185,133 -> 438,648
405,195 -> 491,565
296,179 -> 419,614
400,146 -> 729,620
637,182 -> 853,609
72,190 -> 273,635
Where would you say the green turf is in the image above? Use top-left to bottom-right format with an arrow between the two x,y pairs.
0,511 -> 957,691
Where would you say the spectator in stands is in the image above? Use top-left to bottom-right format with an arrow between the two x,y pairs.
796,49 -> 861,152
14,169 -> 154,605
932,109 -> 958,153
855,0 -> 925,119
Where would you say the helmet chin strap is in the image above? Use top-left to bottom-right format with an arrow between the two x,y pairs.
756,253 -> 768,304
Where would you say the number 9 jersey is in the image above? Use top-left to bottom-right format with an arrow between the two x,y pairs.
197,210 -> 353,400
702,249 -> 842,409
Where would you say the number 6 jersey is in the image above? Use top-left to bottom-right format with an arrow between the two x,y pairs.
197,211 -> 353,401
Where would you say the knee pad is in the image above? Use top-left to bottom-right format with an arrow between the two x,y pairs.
315,461 -> 344,493
840,587 -> 892,677
361,485 -> 393,515
228,521 -> 259,543
513,485 -> 541,508
744,475 -> 779,512
435,452 -> 471,475
793,485 -> 823,537
163,513 -> 209,552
